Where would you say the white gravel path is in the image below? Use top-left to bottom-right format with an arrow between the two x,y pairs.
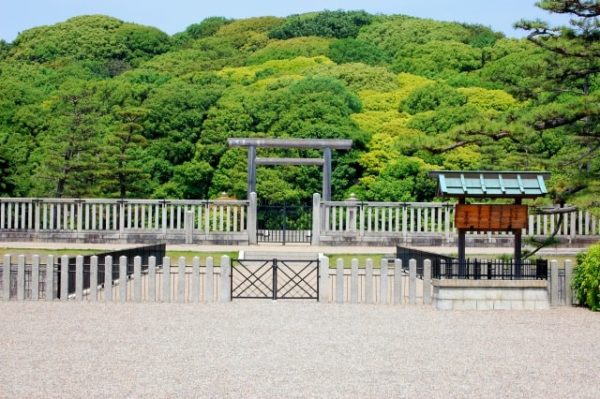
0,302 -> 598,398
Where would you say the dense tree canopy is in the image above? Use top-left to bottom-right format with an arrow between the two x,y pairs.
0,7 -> 597,212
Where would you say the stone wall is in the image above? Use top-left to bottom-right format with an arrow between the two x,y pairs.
432,279 -> 550,310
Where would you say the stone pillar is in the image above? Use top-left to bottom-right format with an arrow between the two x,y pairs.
75,255 -> 83,301
2,255 -> 11,300
178,256 -> 186,303
148,256 -> 156,302
90,256 -> 98,302
247,146 -> 256,199
336,258 -> 344,304
17,255 -> 25,301
350,258 -> 359,304
184,210 -> 194,244
550,259 -> 559,306
248,192 -> 257,245
380,258 -> 388,305
347,193 -> 358,232
60,255 -> 69,302
365,258 -> 373,305
46,255 -> 54,301
409,259 -> 416,305
423,259 -> 432,305
119,256 -> 127,303
220,255 -> 231,302
319,256 -> 329,303
323,147 -> 332,201
311,193 -> 321,246
206,256 -> 214,302
162,256 -> 171,302
394,259 -> 403,305
31,255 -> 40,301
191,256 -> 200,303
564,259 -> 573,306
134,256 -> 142,302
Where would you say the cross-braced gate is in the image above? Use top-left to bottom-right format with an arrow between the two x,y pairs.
231,259 -> 319,300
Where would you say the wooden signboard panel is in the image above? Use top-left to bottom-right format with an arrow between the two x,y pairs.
455,204 -> 528,231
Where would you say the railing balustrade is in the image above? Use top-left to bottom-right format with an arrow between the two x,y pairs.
320,200 -> 600,239
0,198 -> 249,243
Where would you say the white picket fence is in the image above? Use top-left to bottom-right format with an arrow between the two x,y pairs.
319,199 -> 600,239
0,198 -> 248,233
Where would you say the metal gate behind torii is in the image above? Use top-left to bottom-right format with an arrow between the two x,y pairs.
227,138 -> 353,201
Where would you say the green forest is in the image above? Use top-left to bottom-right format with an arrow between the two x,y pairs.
0,0 -> 598,210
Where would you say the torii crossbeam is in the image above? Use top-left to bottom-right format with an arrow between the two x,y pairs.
227,138 -> 353,200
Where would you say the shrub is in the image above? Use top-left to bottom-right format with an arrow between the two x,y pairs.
573,242 -> 600,311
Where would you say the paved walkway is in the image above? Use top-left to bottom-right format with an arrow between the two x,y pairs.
0,302 -> 598,398
0,241 -> 586,256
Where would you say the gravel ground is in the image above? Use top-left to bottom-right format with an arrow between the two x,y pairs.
0,302 -> 598,398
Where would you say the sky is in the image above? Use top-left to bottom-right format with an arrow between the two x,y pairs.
0,0 -> 573,42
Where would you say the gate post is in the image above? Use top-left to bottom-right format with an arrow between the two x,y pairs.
248,192 -> 257,245
311,193 -> 321,246
220,255 -> 231,302
318,255 -> 329,302
272,258 -> 278,301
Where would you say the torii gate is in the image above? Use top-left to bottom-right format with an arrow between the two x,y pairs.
227,138 -> 353,200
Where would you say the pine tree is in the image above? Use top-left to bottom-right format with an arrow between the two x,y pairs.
101,107 -> 149,198
515,0 -> 600,205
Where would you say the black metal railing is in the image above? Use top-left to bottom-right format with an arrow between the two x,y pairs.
396,246 -> 454,278
58,243 -> 166,298
432,258 -> 548,280
257,202 -> 312,244
396,246 -> 548,280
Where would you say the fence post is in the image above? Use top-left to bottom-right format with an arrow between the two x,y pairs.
34,201 -> 41,232
104,256 -> 113,302
206,257 -> 214,302
60,255 -> 69,301
423,259 -> 432,305
162,256 -> 171,302
564,259 -> 573,306
365,258 -> 373,305
32,255 -> 40,301
409,259 -> 417,305
75,255 -> 83,301
350,258 -> 359,304
380,258 -> 389,305
311,193 -> 321,246
148,256 -> 156,302
2,255 -> 10,300
90,256 -> 98,302
247,192 -> 257,245
119,256 -> 127,303
178,256 -> 186,303
119,201 -> 125,234
336,258 -> 344,304
220,255 -> 231,302
192,256 -> 200,303
161,202 -> 168,236
394,259 -> 402,305
319,256 -> 329,302
184,211 -> 194,245
17,255 -> 25,301
133,256 -> 141,302
46,255 -> 54,301
550,259 -> 559,306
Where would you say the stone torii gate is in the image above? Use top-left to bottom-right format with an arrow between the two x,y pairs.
227,138 -> 353,200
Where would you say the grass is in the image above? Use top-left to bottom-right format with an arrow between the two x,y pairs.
0,247 -> 238,264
